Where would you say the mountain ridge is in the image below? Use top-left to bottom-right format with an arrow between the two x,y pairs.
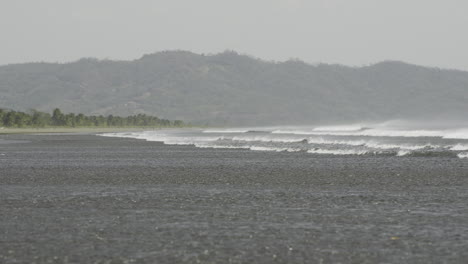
1,50 -> 468,125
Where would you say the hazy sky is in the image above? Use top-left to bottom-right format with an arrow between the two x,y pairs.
1,0 -> 467,70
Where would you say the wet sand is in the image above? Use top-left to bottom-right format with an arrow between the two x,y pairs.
1,134 -> 468,263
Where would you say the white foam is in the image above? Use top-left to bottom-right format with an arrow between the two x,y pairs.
450,144 -> 468,151
232,135 -> 304,143
194,144 -> 301,152
359,129 -> 443,138
364,142 -> 435,150
306,137 -> 366,146
457,152 -> 468,159
99,127 -> 468,157
231,135 -> 436,152
312,125 -> 365,132
203,129 -> 249,133
272,129 -> 316,135
100,132 -> 223,146
194,144 -> 250,149
442,129 -> 468,139
100,132 -> 143,138
305,137 -> 435,150
146,135 -> 223,145
396,150 -> 411,156
273,128 -> 468,139
249,146 -> 302,152
306,148 -> 370,155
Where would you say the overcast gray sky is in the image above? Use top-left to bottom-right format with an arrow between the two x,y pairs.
1,0 -> 467,70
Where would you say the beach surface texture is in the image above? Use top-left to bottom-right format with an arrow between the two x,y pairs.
1,133 -> 468,263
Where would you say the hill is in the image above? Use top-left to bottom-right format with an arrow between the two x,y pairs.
1,51 -> 468,125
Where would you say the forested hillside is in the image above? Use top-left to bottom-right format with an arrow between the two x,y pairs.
1,51 -> 468,125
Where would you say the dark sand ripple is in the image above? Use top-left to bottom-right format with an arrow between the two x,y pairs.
1,134 -> 468,263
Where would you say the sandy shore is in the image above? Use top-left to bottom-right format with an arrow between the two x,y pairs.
1,133 -> 467,263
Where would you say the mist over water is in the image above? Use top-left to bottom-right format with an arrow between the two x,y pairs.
101,121 -> 468,159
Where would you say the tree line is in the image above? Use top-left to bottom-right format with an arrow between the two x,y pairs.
0,108 -> 184,128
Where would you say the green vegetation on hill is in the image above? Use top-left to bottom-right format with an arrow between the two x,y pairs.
1,51 -> 468,125
0,108 -> 184,128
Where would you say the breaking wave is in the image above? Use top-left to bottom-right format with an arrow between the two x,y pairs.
396,150 -> 411,156
450,144 -> 468,151
272,127 -> 468,139
306,148 -> 372,155
100,123 -> 468,159
231,135 -> 305,143
203,129 -> 250,133
312,125 -> 366,132
270,121 -> 468,140
249,146 -> 302,152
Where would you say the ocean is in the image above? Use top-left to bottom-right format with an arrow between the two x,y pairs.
101,121 -> 468,159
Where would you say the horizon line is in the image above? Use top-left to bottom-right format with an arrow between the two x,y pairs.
0,49 -> 466,73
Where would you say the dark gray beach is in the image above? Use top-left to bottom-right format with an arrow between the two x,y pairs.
1,133 -> 468,263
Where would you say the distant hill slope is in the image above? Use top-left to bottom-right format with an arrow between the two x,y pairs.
1,51 -> 468,125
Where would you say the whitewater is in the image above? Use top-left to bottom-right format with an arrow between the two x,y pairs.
100,122 -> 468,159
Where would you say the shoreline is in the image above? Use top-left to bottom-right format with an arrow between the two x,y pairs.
0,126 -> 190,134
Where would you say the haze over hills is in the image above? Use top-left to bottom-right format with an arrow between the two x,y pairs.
1,50 -> 468,126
